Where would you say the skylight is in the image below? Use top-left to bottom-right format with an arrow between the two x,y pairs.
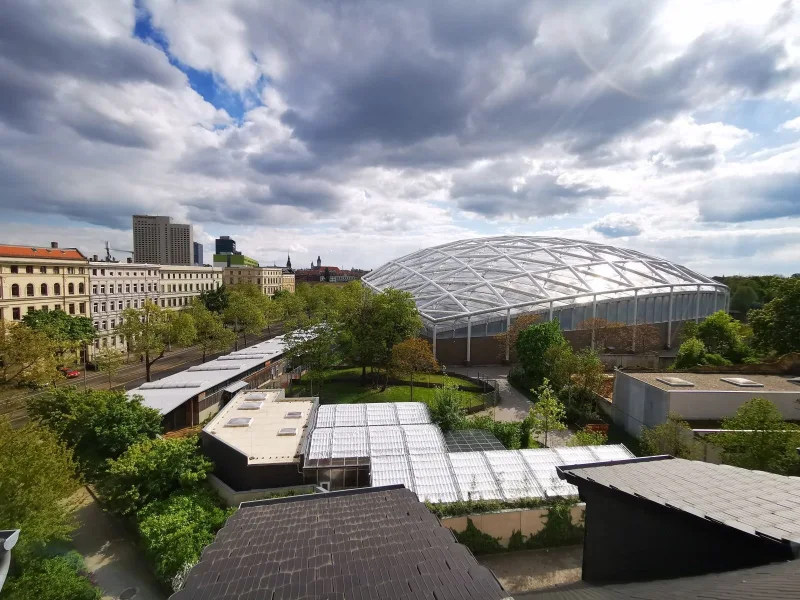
720,377 -> 764,388
278,427 -> 298,436
656,377 -> 695,387
285,411 -> 302,419
225,417 -> 253,427
239,401 -> 264,410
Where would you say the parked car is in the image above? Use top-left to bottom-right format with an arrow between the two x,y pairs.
65,370 -> 81,379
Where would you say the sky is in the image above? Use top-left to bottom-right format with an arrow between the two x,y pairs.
0,0 -> 799,275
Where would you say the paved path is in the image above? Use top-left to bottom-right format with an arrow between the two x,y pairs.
447,364 -> 574,446
71,487 -> 167,600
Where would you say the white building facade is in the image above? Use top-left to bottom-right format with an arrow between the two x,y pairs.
159,265 -> 223,309
89,261 -> 160,351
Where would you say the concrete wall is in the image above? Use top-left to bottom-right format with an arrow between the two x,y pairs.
669,390 -> 800,420
208,474 -> 318,507
441,505 -> 585,547
611,372 -> 669,437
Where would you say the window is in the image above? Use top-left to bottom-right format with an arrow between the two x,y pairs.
93,303 -> 98,313
79,268 -> 85,274
92,269 -> 97,276
39,266 -> 46,274
27,306 -> 35,314
110,319 -> 115,329
126,300 -> 131,308
26,266 -> 33,274
100,269 -> 105,276
11,284 -> 19,297
68,283 -> 74,295
69,304 -> 75,315
118,301 -> 123,310
133,283 -> 138,293
133,299 -> 138,309
100,285 -> 105,294
101,303 -> 106,312
102,321 -> 107,330
54,283 -> 61,297
55,304 -> 61,311
10,266 -> 18,274
79,303 -> 86,314
78,283 -> 85,294
53,266 -> 59,274
67,267 -> 74,274
41,305 -> 49,312
126,284 -> 130,293
40,283 -> 48,296
12,308 -> 20,320
26,283 -> 34,297
92,285 -> 97,294
161,299 -> 166,307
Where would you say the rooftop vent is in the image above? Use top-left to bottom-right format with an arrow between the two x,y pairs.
187,364 -> 243,371
138,381 -> 206,390
278,427 -> 298,436
225,417 -> 253,428
239,401 -> 264,410
656,377 -> 695,387
720,377 -> 764,388
285,411 -> 303,419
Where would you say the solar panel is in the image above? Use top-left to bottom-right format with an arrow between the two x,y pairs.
445,429 -> 506,452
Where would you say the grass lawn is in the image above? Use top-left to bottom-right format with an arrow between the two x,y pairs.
287,367 -> 487,409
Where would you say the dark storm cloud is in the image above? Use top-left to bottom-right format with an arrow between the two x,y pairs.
65,112 -> 155,149
592,216 -> 642,238
653,142 -> 719,172
698,172 -> 800,223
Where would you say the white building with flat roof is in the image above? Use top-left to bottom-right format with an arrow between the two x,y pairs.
158,264 -> 223,309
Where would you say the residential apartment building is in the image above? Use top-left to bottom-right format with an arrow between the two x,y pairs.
132,215 -> 193,265
0,243 -> 90,323
281,270 -> 296,293
159,265 -> 223,309
224,266 -> 285,296
89,261 -> 160,350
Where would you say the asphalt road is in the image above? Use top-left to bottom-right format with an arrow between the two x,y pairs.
1,327 -> 284,427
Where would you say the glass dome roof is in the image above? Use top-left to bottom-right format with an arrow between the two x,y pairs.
362,236 -> 726,325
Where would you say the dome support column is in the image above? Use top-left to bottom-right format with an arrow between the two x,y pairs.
695,284 -> 701,323
432,324 -> 437,361
632,289 -> 638,353
466,316 -> 472,366
667,286 -> 674,349
504,308 -> 511,364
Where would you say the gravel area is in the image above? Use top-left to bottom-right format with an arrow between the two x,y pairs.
480,545 -> 583,594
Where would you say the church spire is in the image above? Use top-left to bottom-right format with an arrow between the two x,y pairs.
286,253 -> 292,269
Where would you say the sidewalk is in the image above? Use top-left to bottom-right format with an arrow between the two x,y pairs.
71,487 -> 167,600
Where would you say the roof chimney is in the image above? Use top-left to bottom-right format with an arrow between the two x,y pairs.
127,257 -> 133,264
92,254 -> 98,262
50,242 -> 58,249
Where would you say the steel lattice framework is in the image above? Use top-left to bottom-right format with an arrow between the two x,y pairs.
362,236 -> 728,327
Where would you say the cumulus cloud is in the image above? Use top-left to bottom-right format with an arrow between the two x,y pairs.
0,0 -> 799,273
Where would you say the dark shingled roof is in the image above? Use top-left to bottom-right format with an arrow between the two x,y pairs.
170,486 -> 509,600
520,560 -> 800,600
559,456 -> 800,550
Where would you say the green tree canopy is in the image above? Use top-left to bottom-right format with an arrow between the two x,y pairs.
683,311 -> 752,362
671,336 -> 733,370
0,322 -> 59,386
730,285 -> 759,315
198,284 -> 229,313
189,300 -> 236,362
711,398 -> 800,475
284,323 -> 340,396
223,288 -> 266,347
749,278 -> 800,355
94,347 -> 125,387
371,288 -> 422,387
567,427 -> 607,447
117,300 -> 184,382
22,309 -> 95,360
0,418 -> 79,561
429,377 -> 466,433
97,436 -> 213,516
516,320 -> 569,388
27,388 -> 162,479
3,552 -> 100,600
640,413 -> 700,459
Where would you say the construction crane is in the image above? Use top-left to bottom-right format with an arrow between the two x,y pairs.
105,241 -> 134,262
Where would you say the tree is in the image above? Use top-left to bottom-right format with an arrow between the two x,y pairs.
0,322 -> 59,387
0,418 -> 79,561
711,398 -> 800,475
494,313 -> 540,359
516,320 -> 569,388
97,436 -> 213,516
730,285 -> 759,315
528,379 -> 567,447
22,310 -> 95,363
371,288 -> 423,390
429,377 -> 466,432
390,338 -> 438,400
750,278 -> 800,355
640,413 -> 700,459
94,347 -> 125,387
283,324 -> 339,397
198,284 -> 229,314
338,282 -> 383,384
262,296 -> 283,335
190,301 -> 236,362
568,427 -> 608,446
671,337 -> 732,370
27,388 -> 162,478
117,301 -> 172,382
3,552 -> 100,600
224,289 -> 266,348
686,311 -> 752,362
276,291 -> 308,330
137,489 -> 231,585
324,266 -> 331,282
165,310 -> 197,351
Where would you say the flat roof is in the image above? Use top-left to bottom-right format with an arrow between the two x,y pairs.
170,487 -> 510,600
128,334 -> 292,415
204,389 -> 316,465
559,456 -> 800,547
623,372 -> 800,392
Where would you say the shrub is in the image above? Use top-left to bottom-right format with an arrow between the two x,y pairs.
525,501 -> 584,549
426,497 -> 548,518
640,413 -> 700,459
568,428 -> 607,446
4,552 -> 100,600
672,337 -> 706,369
138,488 -> 233,585
97,436 -> 213,516
452,518 -> 503,555
460,415 -> 522,449
429,377 -> 467,432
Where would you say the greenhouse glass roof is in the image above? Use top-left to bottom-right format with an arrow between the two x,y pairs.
362,236 -> 726,325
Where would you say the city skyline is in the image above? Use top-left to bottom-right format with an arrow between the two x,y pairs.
0,1 -> 798,275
